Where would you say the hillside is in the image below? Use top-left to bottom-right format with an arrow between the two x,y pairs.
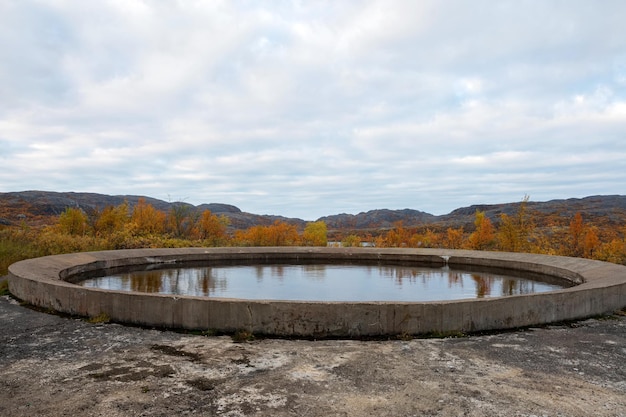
0,191 -> 307,230
1,190 -> 625,231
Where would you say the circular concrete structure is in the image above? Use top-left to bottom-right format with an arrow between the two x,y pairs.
7,247 -> 626,337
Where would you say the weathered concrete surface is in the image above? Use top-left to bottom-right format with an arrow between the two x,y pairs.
7,247 -> 626,337
0,294 -> 624,417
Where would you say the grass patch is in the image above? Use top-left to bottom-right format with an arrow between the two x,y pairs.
418,330 -> 466,339
186,328 -> 217,337
88,312 -> 111,324
0,228 -> 45,276
0,280 -> 9,296
232,330 -> 255,343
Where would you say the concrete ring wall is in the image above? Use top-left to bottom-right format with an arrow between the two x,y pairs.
7,247 -> 626,337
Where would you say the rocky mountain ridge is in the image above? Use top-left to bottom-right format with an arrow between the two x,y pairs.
1,190 -> 625,230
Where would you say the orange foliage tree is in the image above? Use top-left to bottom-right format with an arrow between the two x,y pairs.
234,220 -> 300,246
445,227 -> 465,249
467,210 -> 495,250
566,212 -> 585,257
130,198 -> 166,236
563,212 -> 602,258
196,210 -> 229,246
383,221 -> 412,247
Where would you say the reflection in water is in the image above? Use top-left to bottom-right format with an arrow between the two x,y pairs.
471,274 -> 490,298
79,264 -> 567,302
110,268 -> 228,296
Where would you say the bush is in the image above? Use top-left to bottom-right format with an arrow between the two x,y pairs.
0,227 -> 45,275
0,280 -> 9,296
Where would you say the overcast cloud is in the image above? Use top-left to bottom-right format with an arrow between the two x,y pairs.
1,0 -> 625,219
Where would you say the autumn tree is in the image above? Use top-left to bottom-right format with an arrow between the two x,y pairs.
412,228 -> 441,248
384,221 -> 412,247
196,210 -> 229,246
235,221 -> 300,246
167,203 -> 199,238
497,196 -> 534,252
341,234 -> 362,247
93,202 -> 129,236
467,210 -> 495,250
596,235 -> 626,265
445,227 -> 465,249
566,212 -> 585,257
373,234 -> 387,248
130,198 -> 166,236
302,221 -> 328,246
267,221 -> 300,246
583,226 -> 600,258
57,207 -> 88,236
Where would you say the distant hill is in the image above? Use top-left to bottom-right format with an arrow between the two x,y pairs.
0,190 -> 625,231
437,195 -> 626,229
0,191 -> 307,230
318,209 -> 436,230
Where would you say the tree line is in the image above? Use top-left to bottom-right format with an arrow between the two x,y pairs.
55,198 -> 328,248
1,197 -> 625,276
337,197 -> 626,265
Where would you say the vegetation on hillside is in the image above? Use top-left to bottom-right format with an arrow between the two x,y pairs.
1,197 -> 625,276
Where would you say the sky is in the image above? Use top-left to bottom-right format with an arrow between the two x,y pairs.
1,1 -> 625,220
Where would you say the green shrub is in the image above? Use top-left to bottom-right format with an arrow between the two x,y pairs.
232,330 -> 255,343
88,313 -> 111,324
0,280 -> 9,296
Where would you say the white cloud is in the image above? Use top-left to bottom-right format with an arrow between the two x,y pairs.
1,0 -> 626,219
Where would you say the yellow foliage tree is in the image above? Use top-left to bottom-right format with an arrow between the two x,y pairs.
341,234 -> 362,247
497,196 -> 534,253
302,221 -> 328,246
467,210 -> 495,250
57,207 -> 88,236
596,237 -> 626,264
93,202 -> 129,236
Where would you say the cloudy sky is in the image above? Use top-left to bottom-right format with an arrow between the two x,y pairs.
1,1 -> 625,220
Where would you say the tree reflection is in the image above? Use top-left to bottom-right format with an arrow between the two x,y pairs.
254,265 -> 264,282
83,264 -> 564,301
121,267 -> 227,296
471,274 -> 491,298
270,265 -> 285,281
447,271 -> 464,286
127,271 -> 164,293
501,279 -> 518,296
378,266 -> 422,286
302,264 -> 327,280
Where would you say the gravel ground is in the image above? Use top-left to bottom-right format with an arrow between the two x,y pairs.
0,287 -> 624,417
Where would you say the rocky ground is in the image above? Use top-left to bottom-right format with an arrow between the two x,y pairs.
0,290 -> 624,417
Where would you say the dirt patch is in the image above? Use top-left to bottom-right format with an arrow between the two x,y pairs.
0,293 -> 624,416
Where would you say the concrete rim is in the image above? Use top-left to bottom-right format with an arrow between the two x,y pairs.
7,247 -> 626,337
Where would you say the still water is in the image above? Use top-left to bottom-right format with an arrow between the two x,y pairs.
78,263 -> 568,302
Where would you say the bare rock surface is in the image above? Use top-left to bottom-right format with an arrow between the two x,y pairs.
1,293 -> 624,417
